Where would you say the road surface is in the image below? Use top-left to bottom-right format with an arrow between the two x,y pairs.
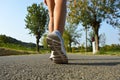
0,54 -> 120,80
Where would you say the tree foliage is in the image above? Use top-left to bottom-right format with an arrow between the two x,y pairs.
0,34 -> 36,50
41,33 -> 48,49
99,33 -> 106,47
87,31 -> 94,47
118,29 -> 120,41
63,24 -> 82,52
68,0 -> 120,27
25,3 -> 48,52
68,0 -> 120,52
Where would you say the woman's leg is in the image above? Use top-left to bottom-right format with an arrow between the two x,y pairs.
54,0 -> 67,34
46,0 -> 55,33
46,0 -> 68,64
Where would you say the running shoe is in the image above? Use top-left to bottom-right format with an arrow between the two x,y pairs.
47,30 -> 68,64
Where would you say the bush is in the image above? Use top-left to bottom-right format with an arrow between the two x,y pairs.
102,44 -> 120,52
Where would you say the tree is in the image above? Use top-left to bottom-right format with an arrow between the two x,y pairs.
68,0 -> 120,53
119,34 -> 120,41
63,24 -> 81,52
0,35 -> 8,43
87,31 -> 94,48
84,26 -> 91,52
99,33 -> 106,47
41,33 -> 48,49
25,3 -> 48,52
118,29 -> 120,41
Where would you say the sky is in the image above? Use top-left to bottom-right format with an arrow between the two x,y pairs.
0,0 -> 119,45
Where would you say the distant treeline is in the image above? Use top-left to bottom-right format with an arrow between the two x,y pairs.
0,34 -> 120,54
0,34 -> 36,51
101,44 -> 120,51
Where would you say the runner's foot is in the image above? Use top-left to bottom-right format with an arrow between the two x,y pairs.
47,30 -> 68,64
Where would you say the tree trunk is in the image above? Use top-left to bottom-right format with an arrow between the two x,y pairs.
94,29 -> 99,52
85,27 -> 88,52
93,25 -> 100,53
69,40 -> 72,52
36,39 -> 39,52
36,35 -> 40,52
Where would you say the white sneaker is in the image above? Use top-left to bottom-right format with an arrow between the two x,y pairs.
49,51 -> 54,60
47,30 -> 68,64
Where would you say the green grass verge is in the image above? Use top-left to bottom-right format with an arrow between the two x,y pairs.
0,47 -> 49,56
0,46 -> 120,56
97,51 -> 120,56
68,51 -> 120,56
0,47 -> 38,56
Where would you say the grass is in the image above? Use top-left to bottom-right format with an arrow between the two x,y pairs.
97,51 -> 120,56
0,43 -> 36,52
0,43 -> 49,56
0,46 -> 120,56
0,47 -> 38,56
68,50 -> 120,56
0,47 -> 50,56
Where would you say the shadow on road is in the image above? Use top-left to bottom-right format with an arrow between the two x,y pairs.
68,58 -> 120,66
69,57 -> 120,61
68,62 -> 120,66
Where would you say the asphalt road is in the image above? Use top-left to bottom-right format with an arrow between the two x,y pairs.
0,54 -> 120,80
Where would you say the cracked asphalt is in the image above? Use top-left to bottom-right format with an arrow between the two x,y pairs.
0,54 -> 120,80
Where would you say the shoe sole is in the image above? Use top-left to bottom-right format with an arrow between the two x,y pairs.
47,34 -> 68,64
51,51 -> 68,64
